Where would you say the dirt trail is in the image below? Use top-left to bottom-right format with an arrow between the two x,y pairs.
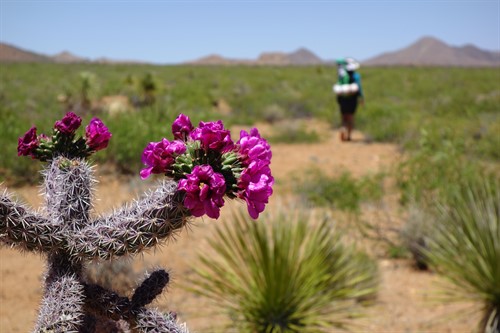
0,122 -> 478,332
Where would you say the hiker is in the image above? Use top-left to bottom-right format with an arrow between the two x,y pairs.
333,58 -> 364,141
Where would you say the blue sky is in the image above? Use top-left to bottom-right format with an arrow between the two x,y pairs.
1,1 -> 499,64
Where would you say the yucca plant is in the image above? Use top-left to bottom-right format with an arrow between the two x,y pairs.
186,208 -> 378,332
424,178 -> 500,333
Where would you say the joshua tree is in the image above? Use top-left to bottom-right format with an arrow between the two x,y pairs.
1,112 -> 273,332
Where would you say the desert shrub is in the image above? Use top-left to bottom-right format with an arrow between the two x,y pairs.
400,203 -> 433,269
297,169 -> 385,213
186,208 -> 379,332
396,128 -> 500,271
397,128 -> 480,206
262,103 -> 287,124
423,177 -> 500,332
137,72 -> 158,106
473,112 -> 500,160
78,71 -> 99,109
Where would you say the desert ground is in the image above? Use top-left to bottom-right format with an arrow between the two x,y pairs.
0,120 -> 479,332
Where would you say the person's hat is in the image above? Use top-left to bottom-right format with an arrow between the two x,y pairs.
345,58 -> 360,71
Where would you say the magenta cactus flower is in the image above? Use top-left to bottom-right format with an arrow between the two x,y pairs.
140,139 -> 187,179
54,111 -> 82,134
178,165 -> 226,219
17,126 -> 39,158
172,113 -> 194,141
238,160 -> 274,219
141,114 -> 274,220
190,120 -> 234,152
18,113 -> 112,161
237,128 -> 272,167
85,117 -> 112,151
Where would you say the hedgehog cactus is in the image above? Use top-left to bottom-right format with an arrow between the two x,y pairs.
1,112 -> 273,332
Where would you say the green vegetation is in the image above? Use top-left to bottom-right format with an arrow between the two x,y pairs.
296,168 -> 385,213
1,63 -> 499,184
423,178 -> 500,333
186,208 -> 378,332
397,128 -> 482,206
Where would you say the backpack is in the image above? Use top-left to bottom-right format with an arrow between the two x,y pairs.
333,63 -> 359,96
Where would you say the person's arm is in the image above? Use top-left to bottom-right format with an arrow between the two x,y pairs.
355,73 -> 364,105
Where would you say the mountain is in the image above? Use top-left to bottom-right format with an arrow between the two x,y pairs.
93,57 -> 150,65
189,48 -> 324,65
287,48 -> 323,65
1,43 -> 324,65
0,42 -> 52,62
256,52 -> 288,65
3,38 -> 498,66
364,36 -> 500,67
187,54 -> 253,65
52,51 -> 89,63
0,42 -> 145,64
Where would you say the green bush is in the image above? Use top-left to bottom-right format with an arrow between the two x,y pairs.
186,208 -> 378,332
423,177 -> 500,332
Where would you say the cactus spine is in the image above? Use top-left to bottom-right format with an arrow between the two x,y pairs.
1,156 -> 191,332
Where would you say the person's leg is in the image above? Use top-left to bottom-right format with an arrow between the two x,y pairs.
345,98 -> 358,141
340,114 -> 348,141
345,114 -> 354,140
338,97 -> 349,141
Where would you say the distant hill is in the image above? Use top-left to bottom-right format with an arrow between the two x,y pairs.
187,54 -> 253,65
189,47 -> 324,66
364,36 -> 500,67
0,42 -> 145,64
287,48 -> 323,65
0,42 -> 52,63
52,51 -> 89,63
2,37 -> 499,66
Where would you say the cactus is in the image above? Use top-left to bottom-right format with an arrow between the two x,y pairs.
2,112 -> 191,332
1,156 -> 191,332
2,112 -> 274,332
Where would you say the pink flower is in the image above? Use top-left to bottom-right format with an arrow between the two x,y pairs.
237,128 -> 272,166
17,126 -> 39,158
238,160 -> 274,219
54,112 -> 82,134
140,139 -> 186,179
172,114 -> 194,141
85,118 -> 112,151
190,120 -> 234,152
178,165 -> 226,219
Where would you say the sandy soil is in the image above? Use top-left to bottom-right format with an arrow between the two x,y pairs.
0,121 -> 479,332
